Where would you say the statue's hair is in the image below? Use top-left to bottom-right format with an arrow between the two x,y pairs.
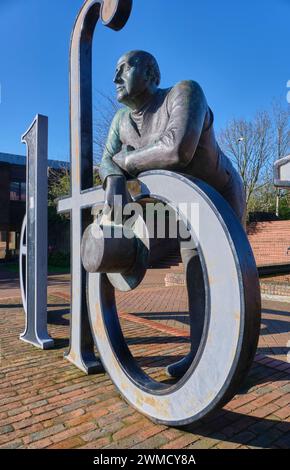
125,50 -> 161,86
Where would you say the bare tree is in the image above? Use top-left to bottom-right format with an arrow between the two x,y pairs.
46,92 -> 119,207
219,100 -> 290,218
219,111 -> 273,209
272,99 -> 290,160
93,91 -> 121,165
271,100 -> 290,217
48,165 -> 70,204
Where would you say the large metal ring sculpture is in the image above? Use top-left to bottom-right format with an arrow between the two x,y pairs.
87,171 -> 261,426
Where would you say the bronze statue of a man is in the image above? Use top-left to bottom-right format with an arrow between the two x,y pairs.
100,50 -> 245,222
99,50 -> 246,377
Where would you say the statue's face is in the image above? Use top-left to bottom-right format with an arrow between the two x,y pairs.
114,53 -> 150,106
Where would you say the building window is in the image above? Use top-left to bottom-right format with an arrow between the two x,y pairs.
0,232 -> 6,259
0,231 -> 19,260
10,181 -> 26,201
21,182 -> 26,201
10,181 -> 19,201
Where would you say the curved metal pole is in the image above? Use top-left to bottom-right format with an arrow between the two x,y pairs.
58,0 -> 133,374
19,215 -> 27,314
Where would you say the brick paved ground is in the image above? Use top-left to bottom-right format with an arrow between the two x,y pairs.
0,270 -> 70,301
0,268 -> 290,449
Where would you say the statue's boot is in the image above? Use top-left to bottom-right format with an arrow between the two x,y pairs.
166,247 -> 205,378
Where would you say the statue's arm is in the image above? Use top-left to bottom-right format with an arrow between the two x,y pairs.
99,109 -> 125,186
121,81 -> 208,175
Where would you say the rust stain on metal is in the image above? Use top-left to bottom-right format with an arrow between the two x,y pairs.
234,310 -> 240,321
127,179 -> 142,197
69,350 -> 76,363
132,388 -> 171,419
94,303 -> 106,340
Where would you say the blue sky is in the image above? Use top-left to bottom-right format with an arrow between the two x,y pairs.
0,0 -> 289,161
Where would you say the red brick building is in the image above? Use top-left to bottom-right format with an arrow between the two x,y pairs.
0,152 -> 68,260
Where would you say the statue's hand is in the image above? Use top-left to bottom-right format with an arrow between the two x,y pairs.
104,175 -> 132,223
113,146 -> 135,175
113,150 -> 128,172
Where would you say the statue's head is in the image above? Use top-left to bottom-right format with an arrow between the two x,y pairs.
114,50 -> 161,108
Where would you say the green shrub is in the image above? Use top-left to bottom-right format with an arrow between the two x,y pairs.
48,251 -> 70,268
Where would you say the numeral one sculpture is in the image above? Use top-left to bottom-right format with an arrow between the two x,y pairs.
20,115 -> 54,350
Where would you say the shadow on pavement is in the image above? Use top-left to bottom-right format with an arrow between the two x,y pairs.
47,308 -> 70,326
180,408 -> 290,449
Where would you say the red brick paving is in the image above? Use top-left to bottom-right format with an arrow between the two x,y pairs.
0,267 -> 290,449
